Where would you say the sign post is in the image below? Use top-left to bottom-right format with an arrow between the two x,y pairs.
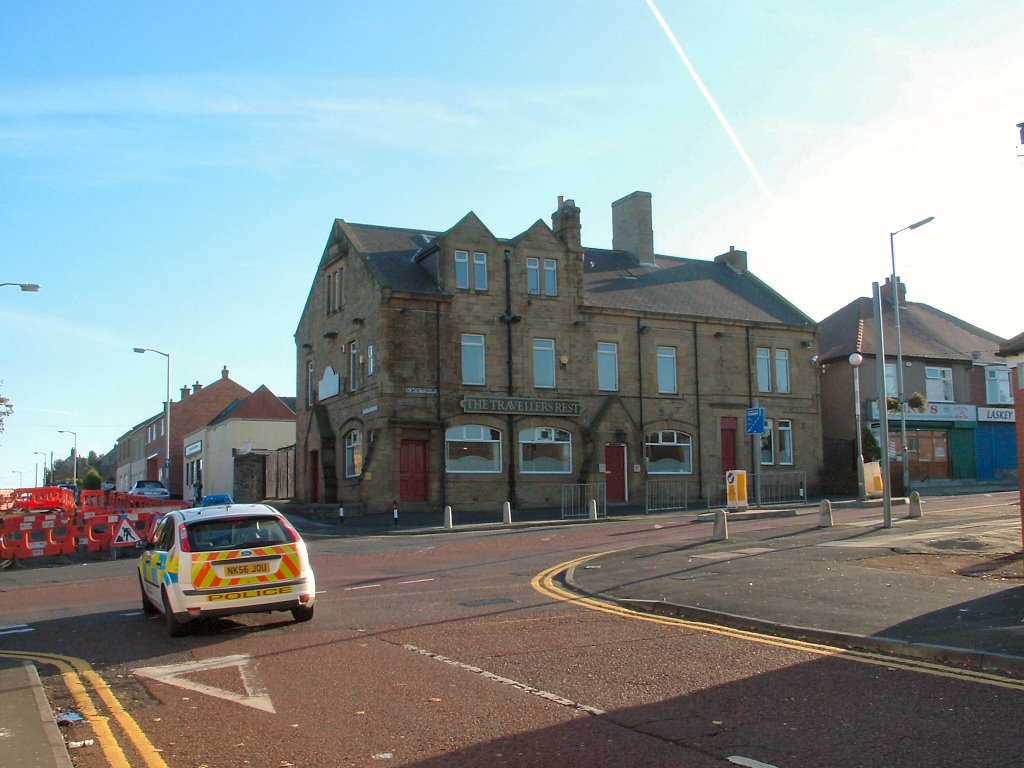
746,407 -> 765,506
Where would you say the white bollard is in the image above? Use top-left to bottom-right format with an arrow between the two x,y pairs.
909,491 -> 923,518
338,506 -> 345,524
712,509 -> 728,541
502,501 -> 512,524
588,498 -> 598,520
818,498 -> 833,528
444,505 -> 453,529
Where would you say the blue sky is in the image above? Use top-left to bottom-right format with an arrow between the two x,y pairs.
2,1 -> 1022,485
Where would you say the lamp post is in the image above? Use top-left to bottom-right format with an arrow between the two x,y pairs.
1,282 -> 41,292
890,216 -> 934,495
849,353 -> 865,500
34,451 -> 48,486
134,347 -> 171,488
58,430 -> 77,484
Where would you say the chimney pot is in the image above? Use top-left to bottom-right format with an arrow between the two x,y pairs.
611,191 -> 655,266
193,380 -> 203,392
222,366 -> 229,379
180,385 -> 191,399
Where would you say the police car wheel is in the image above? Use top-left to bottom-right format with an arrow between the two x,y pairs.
162,590 -> 189,637
139,575 -> 158,615
291,605 -> 314,623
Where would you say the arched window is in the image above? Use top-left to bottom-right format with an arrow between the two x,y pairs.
344,431 -> 363,477
519,427 -> 571,474
446,425 -> 502,473
645,430 -> 692,474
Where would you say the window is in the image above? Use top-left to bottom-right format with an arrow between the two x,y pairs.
160,418 -> 165,437
597,342 -> 618,391
543,258 -> 557,296
756,347 -> 771,392
307,361 -> 315,407
473,252 -> 488,291
656,346 -> 677,394
760,419 -> 775,465
462,334 -> 485,385
884,364 -> 897,397
349,341 -> 359,392
446,425 -> 502,473
519,427 -> 571,473
925,366 -> 954,402
527,257 -> 557,296
344,431 -> 363,477
986,367 -> 1012,404
645,430 -> 692,474
454,250 -> 469,290
326,268 -> 342,314
778,420 -> 793,465
775,349 -> 790,394
367,344 -> 375,377
533,338 -> 556,389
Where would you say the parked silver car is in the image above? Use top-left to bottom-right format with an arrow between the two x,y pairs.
129,480 -> 170,499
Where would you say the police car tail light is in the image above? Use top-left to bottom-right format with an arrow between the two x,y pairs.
279,517 -> 301,543
299,593 -> 312,604
177,522 -> 192,552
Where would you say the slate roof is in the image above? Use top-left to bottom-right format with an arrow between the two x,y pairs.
818,295 -> 1006,364
336,223 -> 813,328
207,385 -> 296,427
998,330 -> 1024,357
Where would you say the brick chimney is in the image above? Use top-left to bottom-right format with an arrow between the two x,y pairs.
714,245 -> 747,273
180,385 -> 191,400
551,196 -> 582,251
221,366 -> 229,379
611,191 -> 655,267
193,380 -> 203,392
883,276 -> 907,307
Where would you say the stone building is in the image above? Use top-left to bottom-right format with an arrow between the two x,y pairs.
294,192 -> 821,514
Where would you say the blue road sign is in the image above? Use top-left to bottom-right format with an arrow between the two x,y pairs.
745,407 -> 765,435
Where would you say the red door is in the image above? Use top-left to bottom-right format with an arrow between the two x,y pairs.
400,440 -> 428,502
720,417 -> 738,474
604,444 -> 627,502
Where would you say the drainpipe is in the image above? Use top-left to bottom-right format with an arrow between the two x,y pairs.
502,249 -> 518,507
436,301 -> 446,512
636,317 -> 645,468
693,323 -> 703,495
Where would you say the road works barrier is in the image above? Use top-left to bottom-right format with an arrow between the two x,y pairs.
0,487 -> 189,560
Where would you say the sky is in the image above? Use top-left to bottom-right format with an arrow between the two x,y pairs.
1,0 -> 1022,486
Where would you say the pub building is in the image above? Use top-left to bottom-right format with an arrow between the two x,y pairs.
294,191 -> 821,514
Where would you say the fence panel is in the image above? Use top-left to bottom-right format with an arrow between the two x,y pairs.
644,478 -> 694,514
756,471 -> 807,505
560,483 -> 607,519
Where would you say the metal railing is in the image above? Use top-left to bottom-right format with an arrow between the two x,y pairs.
560,483 -> 607,519
703,470 -> 807,509
644,477 -> 694,514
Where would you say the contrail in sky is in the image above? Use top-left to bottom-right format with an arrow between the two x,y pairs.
645,0 -> 775,202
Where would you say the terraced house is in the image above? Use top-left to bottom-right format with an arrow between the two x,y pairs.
294,192 -> 821,515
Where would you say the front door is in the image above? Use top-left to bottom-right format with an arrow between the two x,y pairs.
400,440 -> 429,502
908,431 -> 950,481
720,417 -> 738,473
604,444 -> 627,502
309,450 -> 320,503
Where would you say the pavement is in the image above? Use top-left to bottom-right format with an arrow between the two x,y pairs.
2,490 -> 1022,767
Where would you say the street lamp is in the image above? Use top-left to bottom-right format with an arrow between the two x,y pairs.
58,430 -> 77,484
890,215 -> 934,495
134,347 -> 171,488
1,282 -> 41,292
34,451 -> 48,486
849,353 -> 865,501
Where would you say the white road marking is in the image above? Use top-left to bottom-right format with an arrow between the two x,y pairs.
345,584 -> 382,591
399,578 -> 435,585
134,653 -> 275,713
404,644 -> 605,716
0,624 -> 32,636
728,757 -> 779,768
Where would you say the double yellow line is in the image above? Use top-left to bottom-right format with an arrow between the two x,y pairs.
532,553 -> 1024,692
0,650 -> 168,768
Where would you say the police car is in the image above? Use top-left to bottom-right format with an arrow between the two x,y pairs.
138,503 -> 316,636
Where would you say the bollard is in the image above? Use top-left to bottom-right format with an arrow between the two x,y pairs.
393,503 -> 399,526
443,505 -> 453,529
818,498 -> 834,528
338,506 -> 345,524
502,501 -> 512,525
588,498 -> 598,520
908,490 -> 923,519
712,508 -> 728,541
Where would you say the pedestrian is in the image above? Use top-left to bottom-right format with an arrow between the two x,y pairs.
193,479 -> 203,506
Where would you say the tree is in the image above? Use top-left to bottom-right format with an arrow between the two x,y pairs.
0,381 -> 12,438
83,468 -> 103,491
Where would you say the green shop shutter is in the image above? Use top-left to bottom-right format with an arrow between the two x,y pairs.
949,428 -> 976,480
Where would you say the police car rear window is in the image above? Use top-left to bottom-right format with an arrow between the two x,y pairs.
186,516 -> 290,552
